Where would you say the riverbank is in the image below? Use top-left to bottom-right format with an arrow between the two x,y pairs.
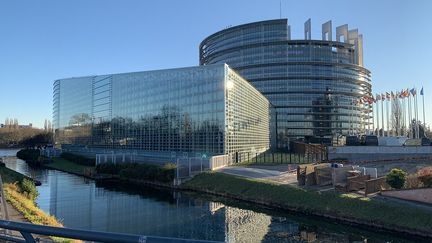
43,157 -> 95,178
39,157 -> 432,238
181,172 -> 432,238
0,165 -> 75,242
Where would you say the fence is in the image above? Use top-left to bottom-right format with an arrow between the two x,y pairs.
365,177 -> 390,195
0,219 -> 221,243
209,154 -> 232,170
238,151 -> 327,165
175,156 -> 212,181
39,148 -> 62,158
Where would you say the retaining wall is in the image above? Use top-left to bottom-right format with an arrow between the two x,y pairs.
328,146 -> 432,162
381,188 -> 432,204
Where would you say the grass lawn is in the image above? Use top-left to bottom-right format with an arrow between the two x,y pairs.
0,166 -> 28,184
0,165 -> 77,242
45,158 -> 94,176
182,172 -> 432,234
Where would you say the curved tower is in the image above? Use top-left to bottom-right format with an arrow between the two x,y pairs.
200,19 -> 372,148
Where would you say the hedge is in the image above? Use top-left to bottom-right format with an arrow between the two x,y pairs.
60,152 -> 95,166
96,162 -> 176,183
16,149 -> 40,161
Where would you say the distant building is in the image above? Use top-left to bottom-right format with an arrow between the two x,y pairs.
200,19 -> 372,148
53,64 -> 270,161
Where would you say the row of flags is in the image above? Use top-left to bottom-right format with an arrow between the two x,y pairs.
352,87 -> 424,105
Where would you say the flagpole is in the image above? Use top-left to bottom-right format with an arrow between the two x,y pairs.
386,97 -> 389,137
390,95 -> 393,137
402,97 -> 406,136
422,88 -> 426,128
381,97 -> 384,137
376,97 -> 380,136
408,93 -> 412,138
370,102 -> 372,134
415,91 -> 419,138
372,101 -> 375,135
350,98 -> 352,136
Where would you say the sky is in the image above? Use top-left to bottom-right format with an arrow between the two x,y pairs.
0,0 -> 431,128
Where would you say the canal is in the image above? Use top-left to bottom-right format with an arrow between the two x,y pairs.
0,149 -> 417,242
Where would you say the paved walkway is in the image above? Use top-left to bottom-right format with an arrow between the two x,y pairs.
217,165 -> 298,185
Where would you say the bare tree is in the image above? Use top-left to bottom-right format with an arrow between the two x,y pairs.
391,99 -> 403,136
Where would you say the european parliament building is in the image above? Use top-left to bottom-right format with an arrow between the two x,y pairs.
200,19 -> 372,148
54,18 -> 372,158
53,64 -> 270,160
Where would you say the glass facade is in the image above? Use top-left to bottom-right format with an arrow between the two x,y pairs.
200,19 -> 372,148
53,64 -> 270,159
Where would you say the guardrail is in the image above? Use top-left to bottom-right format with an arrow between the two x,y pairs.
0,219 -> 223,243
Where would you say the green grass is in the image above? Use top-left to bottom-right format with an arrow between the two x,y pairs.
45,158 -> 94,176
0,165 -> 78,242
4,183 -> 80,242
182,172 -> 432,233
0,166 -> 28,184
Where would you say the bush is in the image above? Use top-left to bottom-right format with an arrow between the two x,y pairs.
386,168 -> 407,189
16,149 -> 40,161
405,174 -> 422,189
96,162 -> 176,183
16,149 -> 42,167
418,167 -> 432,187
60,152 -> 95,166
20,178 -> 39,200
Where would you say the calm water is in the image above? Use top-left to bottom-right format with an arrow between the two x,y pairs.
0,149 -> 419,242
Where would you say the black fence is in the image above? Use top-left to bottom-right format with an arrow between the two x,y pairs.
237,151 -> 327,165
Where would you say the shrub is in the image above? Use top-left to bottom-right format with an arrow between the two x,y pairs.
16,149 -> 42,167
97,162 -> 176,183
386,168 -> 407,189
20,178 -> 39,200
60,152 -> 95,166
405,174 -> 422,189
16,149 -> 40,161
418,167 -> 432,187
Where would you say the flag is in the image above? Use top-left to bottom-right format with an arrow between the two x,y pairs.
405,88 -> 410,97
381,93 -> 386,101
376,94 -> 381,101
420,87 -> 424,96
399,90 -> 404,98
410,88 -> 416,96
386,92 -> 391,99
391,91 -> 395,99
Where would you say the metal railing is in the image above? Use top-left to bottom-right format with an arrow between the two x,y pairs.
238,151 -> 327,164
0,219 -> 222,243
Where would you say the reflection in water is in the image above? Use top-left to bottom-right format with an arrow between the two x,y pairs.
0,149 -> 419,242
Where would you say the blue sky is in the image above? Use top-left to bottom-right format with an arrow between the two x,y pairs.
0,0 -> 431,128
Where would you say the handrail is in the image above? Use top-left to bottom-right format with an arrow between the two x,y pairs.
0,175 -> 9,220
0,219 -> 222,243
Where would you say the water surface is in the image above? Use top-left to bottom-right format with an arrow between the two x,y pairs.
0,149 -> 419,242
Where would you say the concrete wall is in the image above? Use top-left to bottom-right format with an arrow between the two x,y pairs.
381,188 -> 432,204
328,146 -> 432,162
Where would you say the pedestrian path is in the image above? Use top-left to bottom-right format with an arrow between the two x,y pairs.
217,165 -> 298,185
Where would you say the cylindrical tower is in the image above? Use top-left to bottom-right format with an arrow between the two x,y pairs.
200,19 -> 372,148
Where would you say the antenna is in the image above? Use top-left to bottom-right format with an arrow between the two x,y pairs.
279,0 -> 282,19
